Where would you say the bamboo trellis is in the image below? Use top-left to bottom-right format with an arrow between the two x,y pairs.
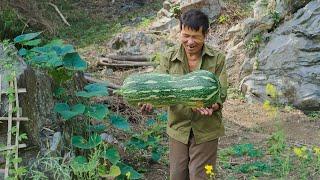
0,74 -> 29,178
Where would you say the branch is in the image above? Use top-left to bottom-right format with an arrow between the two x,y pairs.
98,58 -> 156,67
105,55 -> 149,62
48,2 -> 71,26
83,73 -> 120,89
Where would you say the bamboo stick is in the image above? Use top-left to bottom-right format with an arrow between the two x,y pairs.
4,81 -> 13,178
0,117 -> 28,121
14,77 -> 20,170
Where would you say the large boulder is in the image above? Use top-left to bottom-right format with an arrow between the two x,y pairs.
180,0 -> 221,20
240,0 -> 320,110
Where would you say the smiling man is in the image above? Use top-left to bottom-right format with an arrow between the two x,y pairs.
141,9 -> 228,179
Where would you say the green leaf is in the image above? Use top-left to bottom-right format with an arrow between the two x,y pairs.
86,124 -> 107,133
52,44 -> 75,56
70,156 -> 98,173
48,68 -> 74,84
85,104 -> 108,120
14,32 -> 41,43
109,115 -> 130,131
54,103 -> 85,120
127,137 -> 147,149
72,134 -> 102,149
22,39 -> 41,46
117,162 -> 142,179
63,52 -> 87,71
76,83 -> 108,98
151,147 -> 161,162
145,118 -> 156,126
53,87 -> 66,97
109,165 -> 121,177
18,48 -> 27,56
157,112 -> 168,122
101,147 -> 120,164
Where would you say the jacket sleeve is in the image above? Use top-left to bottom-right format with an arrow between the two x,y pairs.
215,53 -> 228,108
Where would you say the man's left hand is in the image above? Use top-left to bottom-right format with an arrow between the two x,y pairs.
192,103 -> 220,116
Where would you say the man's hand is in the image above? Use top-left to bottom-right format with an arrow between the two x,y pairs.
192,103 -> 220,116
139,103 -> 153,114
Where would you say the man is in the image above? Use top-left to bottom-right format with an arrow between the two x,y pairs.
141,9 -> 228,179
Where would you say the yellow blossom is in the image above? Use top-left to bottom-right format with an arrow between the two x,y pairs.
294,147 -> 307,159
204,164 -> 215,176
313,147 -> 320,155
266,83 -> 277,98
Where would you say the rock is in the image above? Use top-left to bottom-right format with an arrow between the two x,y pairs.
150,17 -> 179,31
100,133 -> 118,144
241,0 -> 320,110
109,31 -> 174,56
180,0 -> 221,20
50,131 -> 62,152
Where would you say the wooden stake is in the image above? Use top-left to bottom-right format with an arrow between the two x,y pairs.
4,81 -> 13,178
48,2 -> 71,26
14,77 -> 20,170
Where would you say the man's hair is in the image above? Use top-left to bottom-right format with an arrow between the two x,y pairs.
180,9 -> 209,35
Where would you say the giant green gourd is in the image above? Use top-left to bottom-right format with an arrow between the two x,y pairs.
118,70 -> 221,107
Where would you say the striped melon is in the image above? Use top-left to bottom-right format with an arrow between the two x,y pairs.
118,70 -> 221,107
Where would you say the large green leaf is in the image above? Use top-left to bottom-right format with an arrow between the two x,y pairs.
76,83 -> 108,98
109,115 -> 130,131
54,103 -> 85,120
52,44 -> 75,56
63,52 -> 87,71
86,124 -> 107,133
145,118 -> 156,126
109,165 -> 121,177
14,32 -> 41,43
22,39 -> 41,46
18,48 -> 27,56
70,156 -> 98,173
85,104 -> 108,120
53,87 -> 66,97
117,163 -> 142,180
72,134 -> 102,149
151,147 -> 162,162
101,147 -> 120,164
127,137 -> 147,149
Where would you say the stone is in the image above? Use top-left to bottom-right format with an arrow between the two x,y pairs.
241,0 -> 320,110
180,0 -> 221,20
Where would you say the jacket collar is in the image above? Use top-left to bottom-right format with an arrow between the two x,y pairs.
171,44 -> 215,62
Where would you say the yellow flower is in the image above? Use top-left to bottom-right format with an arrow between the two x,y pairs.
294,147 -> 307,159
204,164 -> 214,175
266,83 -> 277,98
263,100 -> 277,118
313,147 -> 320,155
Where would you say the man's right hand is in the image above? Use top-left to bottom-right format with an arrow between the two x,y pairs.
139,103 -> 153,114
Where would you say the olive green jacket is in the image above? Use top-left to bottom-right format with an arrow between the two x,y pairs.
154,44 -> 228,144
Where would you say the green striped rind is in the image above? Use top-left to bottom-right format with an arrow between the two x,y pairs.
119,70 -> 221,107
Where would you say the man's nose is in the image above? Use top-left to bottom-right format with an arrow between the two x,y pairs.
187,38 -> 195,44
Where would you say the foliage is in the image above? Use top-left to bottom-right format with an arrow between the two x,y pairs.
0,5 -> 27,40
218,15 -> 230,24
11,32 -> 143,179
245,33 -> 263,52
26,155 -> 72,180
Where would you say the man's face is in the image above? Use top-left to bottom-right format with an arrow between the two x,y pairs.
180,25 -> 206,55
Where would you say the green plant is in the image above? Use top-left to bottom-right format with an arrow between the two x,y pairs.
126,112 -> 167,163
270,11 -> 281,27
12,32 -> 144,179
245,34 -> 263,52
307,111 -> 320,121
218,15 -> 229,24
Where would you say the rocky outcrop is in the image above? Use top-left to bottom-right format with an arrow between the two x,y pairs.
180,0 -> 221,20
240,0 -> 320,110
